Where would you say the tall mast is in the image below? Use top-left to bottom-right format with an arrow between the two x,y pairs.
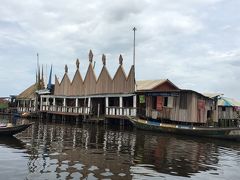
37,53 -> 40,90
133,27 -> 137,91
133,27 -> 136,69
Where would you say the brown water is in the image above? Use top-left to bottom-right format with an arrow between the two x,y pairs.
0,118 -> 240,180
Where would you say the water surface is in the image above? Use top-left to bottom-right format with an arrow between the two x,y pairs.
0,117 -> 240,179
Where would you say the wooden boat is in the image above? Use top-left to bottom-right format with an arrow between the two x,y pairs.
128,117 -> 240,141
0,123 -> 33,136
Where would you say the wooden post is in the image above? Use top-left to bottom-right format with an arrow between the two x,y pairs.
40,97 -> 43,111
75,98 -> 78,113
105,97 -> 109,115
119,96 -> 123,115
63,98 -> 66,112
75,98 -> 78,107
97,103 -> 100,118
53,98 -> 56,111
63,98 -> 66,106
46,97 -> 49,106
46,97 -> 49,111
53,98 -> 56,105
133,95 -> 137,116
88,97 -> 91,114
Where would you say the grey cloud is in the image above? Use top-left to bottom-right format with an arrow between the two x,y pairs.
0,0 -> 239,100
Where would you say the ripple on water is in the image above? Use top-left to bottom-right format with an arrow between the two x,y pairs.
88,165 -> 99,171
72,163 -> 85,170
100,171 -> 114,177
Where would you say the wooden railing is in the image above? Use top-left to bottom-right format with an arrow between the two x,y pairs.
17,107 -> 35,112
41,105 -> 137,117
105,107 -> 137,116
42,105 -> 91,114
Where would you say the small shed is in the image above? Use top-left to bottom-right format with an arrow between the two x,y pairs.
217,97 -> 240,127
203,93 -> 240,127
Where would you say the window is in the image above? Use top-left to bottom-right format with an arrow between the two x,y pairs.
180,92 -> 188,109
164,97 -> 168,107
168,96 -> 173,108
222,107 -> 226,111
163,97 -> 173,108
152,96 -> 157,109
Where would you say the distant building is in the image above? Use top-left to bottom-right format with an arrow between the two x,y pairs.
204,94 -> 240,127
0,97 -> 9,112
16,67 -> 45,113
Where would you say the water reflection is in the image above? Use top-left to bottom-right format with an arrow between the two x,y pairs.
133,133 -> 220,177
17,122 -> 136,179
0,118 -> 239,179
0,136 -> 25,149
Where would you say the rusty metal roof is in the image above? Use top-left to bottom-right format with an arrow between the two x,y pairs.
136,79 -> 169,91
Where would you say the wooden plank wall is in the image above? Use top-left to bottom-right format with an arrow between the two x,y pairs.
54,62 -> 135,96
71,70 -> 84,95
218,106 -> 237,119
96,66 -> 112,94
146,91 -> 214,124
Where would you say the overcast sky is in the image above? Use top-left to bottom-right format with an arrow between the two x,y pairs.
0,0 -> 239,99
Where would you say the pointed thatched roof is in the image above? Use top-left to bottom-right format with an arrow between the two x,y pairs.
17,80 -> 44,100
17,83 -> 37,100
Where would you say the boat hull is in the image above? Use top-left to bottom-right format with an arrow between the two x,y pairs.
129,117 -> 240,141
0,123 -> 33,136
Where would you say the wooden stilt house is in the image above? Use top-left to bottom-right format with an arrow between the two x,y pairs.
17,50 -> 215,125
204,94 -> 240,127
41,50 -> 136,120
136,81 -> 215,125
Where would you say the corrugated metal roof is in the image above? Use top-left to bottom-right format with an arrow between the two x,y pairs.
218,97 -> 240,107
136,79 -> 168,91
203,93 -> 223,98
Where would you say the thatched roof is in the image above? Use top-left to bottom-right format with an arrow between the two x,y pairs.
17,80 -> 44,100
17,83 -> 37,100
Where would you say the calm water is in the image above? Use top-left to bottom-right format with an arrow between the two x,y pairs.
0,117 -> 240,180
